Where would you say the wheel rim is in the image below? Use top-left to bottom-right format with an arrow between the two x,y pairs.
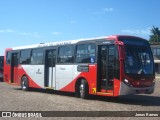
22,79 -> 27,89
80,83 -> 84,97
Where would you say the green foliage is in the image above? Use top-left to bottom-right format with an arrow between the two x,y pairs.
149,26 -> 160,43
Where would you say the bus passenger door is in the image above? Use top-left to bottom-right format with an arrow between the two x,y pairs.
98,45 -> 115,92
11,52 -> 19,83
44,49 -> 56,89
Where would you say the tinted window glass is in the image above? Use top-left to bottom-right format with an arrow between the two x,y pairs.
0,57 -> 4,69
119,37 -> 154,75
20,50 -> 31,64
6,52 -> 11,64
31,49 -> 44,64
58,46 -> 74,63
76,44 -> 96,63
47,50 -> 56,67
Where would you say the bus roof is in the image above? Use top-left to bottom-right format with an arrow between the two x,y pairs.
10,35 -> 145,50
12,36 -> 111,50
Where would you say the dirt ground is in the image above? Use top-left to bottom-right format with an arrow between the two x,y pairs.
0,80 -> 160,120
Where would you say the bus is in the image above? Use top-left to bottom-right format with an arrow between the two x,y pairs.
3,35 -> 155,99
0,56 -> 4,81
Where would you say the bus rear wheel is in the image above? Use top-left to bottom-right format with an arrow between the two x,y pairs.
79,79 -> 89,99
21,76 -> 29,91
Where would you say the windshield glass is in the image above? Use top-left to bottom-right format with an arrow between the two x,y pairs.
125,45 -> 154,74
119,37 -> 154,75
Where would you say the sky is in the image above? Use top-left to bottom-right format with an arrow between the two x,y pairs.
0,0 -> 160,55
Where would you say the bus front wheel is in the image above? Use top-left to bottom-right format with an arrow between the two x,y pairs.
79,79 -> 89,99
21,76 -> 29,91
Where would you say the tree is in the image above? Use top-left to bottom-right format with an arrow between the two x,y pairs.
149,26 -> 160,43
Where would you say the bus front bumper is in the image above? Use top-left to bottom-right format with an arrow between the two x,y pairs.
119,82 -> 155,95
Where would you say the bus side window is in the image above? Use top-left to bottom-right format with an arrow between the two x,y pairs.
20,50 -> 31,64
76,44 -> 96,63
57,45 -> 74,63
31,49 -> 44,65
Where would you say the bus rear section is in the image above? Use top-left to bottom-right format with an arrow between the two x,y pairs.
0,56 -> 4,81
3,35 -> 155,99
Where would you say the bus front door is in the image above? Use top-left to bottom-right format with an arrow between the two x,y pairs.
11,52 -> 19,83
45,49 -> 56,89
98,45 -> 115,92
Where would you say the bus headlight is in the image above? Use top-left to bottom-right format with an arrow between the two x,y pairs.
124,79 -> 129,83
123,79 -> 133,87
153,79 -> 156,84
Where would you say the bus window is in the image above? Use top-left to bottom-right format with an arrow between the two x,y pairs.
20,50 -> 31,64
76,44 -> 96,63
57,45 -> 74,63
31,49 -> 44,65
0,56 -> 4,81
6,52 -> 11,64
0,56 -> 4,69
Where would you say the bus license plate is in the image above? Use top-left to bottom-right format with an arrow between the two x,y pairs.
139,90 -> 145,93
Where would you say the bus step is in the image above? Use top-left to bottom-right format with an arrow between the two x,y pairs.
10,83 -> 18,85
97,92 -> 113,96
44,87 -> 54,90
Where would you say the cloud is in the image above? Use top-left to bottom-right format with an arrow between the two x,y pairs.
94,7 -> 115,15
6,29 -> 16,33
70,20 -> 76,24
104,8 -> 114,12
0,28 -> 41,38
51,32 -> 63,35
0,30 -> 4,33
0,29 -> 16,33
121,28 -> 151,35
19,32 -> 41,38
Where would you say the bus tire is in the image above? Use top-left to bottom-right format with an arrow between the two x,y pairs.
79,79 -> 89,99
75,80 -> 80,98
21,76 -> 29,91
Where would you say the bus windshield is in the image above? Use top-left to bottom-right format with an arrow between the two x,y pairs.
119,37 -> 154,75
125,45 -> 154,74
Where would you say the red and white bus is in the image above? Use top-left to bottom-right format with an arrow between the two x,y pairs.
3,35 -> 155,99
